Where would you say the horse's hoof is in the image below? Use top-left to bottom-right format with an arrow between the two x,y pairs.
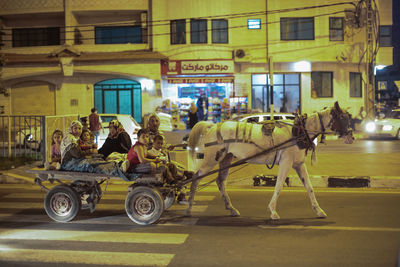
185,208 -> 192,217
316,210 -> 327,218
270,212 -> 280,220
230,209 -> 240,217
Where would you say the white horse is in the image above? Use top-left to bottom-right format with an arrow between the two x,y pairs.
185,101 -> 354,220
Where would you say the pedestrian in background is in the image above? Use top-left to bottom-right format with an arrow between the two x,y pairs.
188,102 -> 198,129
89,107 -> 102,144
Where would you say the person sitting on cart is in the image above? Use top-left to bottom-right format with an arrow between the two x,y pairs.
98,120 -> 132,159
146,112 -> 176,151
148,134 -> 191,181
148,134 -> 188,203
122,129 -> 174,180
45,129 -> 63,170
79,129 -> 99,157
60,120 -> 86,166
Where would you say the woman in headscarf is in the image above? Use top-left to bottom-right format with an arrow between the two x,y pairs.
98,120 -> 132,159
60,120 -> 85,167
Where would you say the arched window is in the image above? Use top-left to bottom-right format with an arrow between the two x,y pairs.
94,79 -> 142,122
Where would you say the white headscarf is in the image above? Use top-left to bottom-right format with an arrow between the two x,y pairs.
60,120 -> 82,161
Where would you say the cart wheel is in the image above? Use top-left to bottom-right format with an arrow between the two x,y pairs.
125,186 -> 164,225
164,190 -> 176,210
44,185 -> 81,222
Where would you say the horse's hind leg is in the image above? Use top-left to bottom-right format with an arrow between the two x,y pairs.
268,159 -> 292,220
216,153 -> 240,216
294,163 -> 327,218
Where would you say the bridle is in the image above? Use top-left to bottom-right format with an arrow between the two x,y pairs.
292,106 -> 353,152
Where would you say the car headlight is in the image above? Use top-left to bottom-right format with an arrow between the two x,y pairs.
382,124 -> 393,131
365,122 -> 376,133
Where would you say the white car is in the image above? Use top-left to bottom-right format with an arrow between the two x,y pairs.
82,114 -> 141,148
232,113 -> 296,124
364,108 -> 400,139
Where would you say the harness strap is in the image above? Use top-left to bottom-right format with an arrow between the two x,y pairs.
246,124 -> 253,143
216,122 -> 224,144
235,121 -> 240,142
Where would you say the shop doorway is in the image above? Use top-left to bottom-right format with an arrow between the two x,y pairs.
94,79 -> 142,123
251,73 -> 300,113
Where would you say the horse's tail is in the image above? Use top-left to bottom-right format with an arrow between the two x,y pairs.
187,121 -> 214,165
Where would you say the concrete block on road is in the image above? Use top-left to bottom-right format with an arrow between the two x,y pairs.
327,176 -> 370,188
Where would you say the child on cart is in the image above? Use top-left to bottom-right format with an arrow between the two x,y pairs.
79,129 -> 99,157
148,134 -> 189,204
45,129 -> 63,170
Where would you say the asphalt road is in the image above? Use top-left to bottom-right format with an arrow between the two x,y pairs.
0,184 -> 399,267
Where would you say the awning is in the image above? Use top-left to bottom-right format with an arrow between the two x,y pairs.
167,77 -> 234,84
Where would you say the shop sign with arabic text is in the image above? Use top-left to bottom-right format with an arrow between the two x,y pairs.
162,60 -> 234,75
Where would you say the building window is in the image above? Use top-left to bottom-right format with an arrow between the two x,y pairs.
280,17 -> 314,40
248,19 -> 261,29
329,17 -> 344,41
212,19 -> 228,43
350,72 -> 362,97
311,72 -> 333,98
379,26 -> 392,47
12,27 -> 60,47
190,19 -> 207,43
251,73 -> 300,113
170,19 -> 186,44
95,26 -> 142,44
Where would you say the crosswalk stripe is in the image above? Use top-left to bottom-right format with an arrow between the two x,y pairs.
0,228 -> 188,244
0,247 -> 174,266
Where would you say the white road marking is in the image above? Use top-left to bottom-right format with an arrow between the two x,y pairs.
0,228 -> 188,244
0,247 -> 174,266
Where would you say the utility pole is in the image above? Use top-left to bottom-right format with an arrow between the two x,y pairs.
269,56 -> 274,119
365,0 -> 375,118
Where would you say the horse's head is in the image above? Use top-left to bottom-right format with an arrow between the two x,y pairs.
329,101 -> 354,144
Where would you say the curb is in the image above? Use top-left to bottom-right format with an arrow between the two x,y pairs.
248,175 -> 400,189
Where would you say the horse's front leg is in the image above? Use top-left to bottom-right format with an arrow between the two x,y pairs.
268,158 -> 292,220
216,153 -> 239,216
185,174 -> 201,217
294,163 -> 327,218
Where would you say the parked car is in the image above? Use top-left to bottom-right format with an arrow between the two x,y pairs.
232,113 -> 296,123
82,114 -> 141,148
364,108 -> 400,139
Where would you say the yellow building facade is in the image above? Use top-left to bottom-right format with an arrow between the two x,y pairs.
0,0 -> 393,121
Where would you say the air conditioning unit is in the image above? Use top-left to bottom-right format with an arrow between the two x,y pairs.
233,49 -> 251,62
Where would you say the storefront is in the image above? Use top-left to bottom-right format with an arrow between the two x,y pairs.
161,60 -> 246,122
